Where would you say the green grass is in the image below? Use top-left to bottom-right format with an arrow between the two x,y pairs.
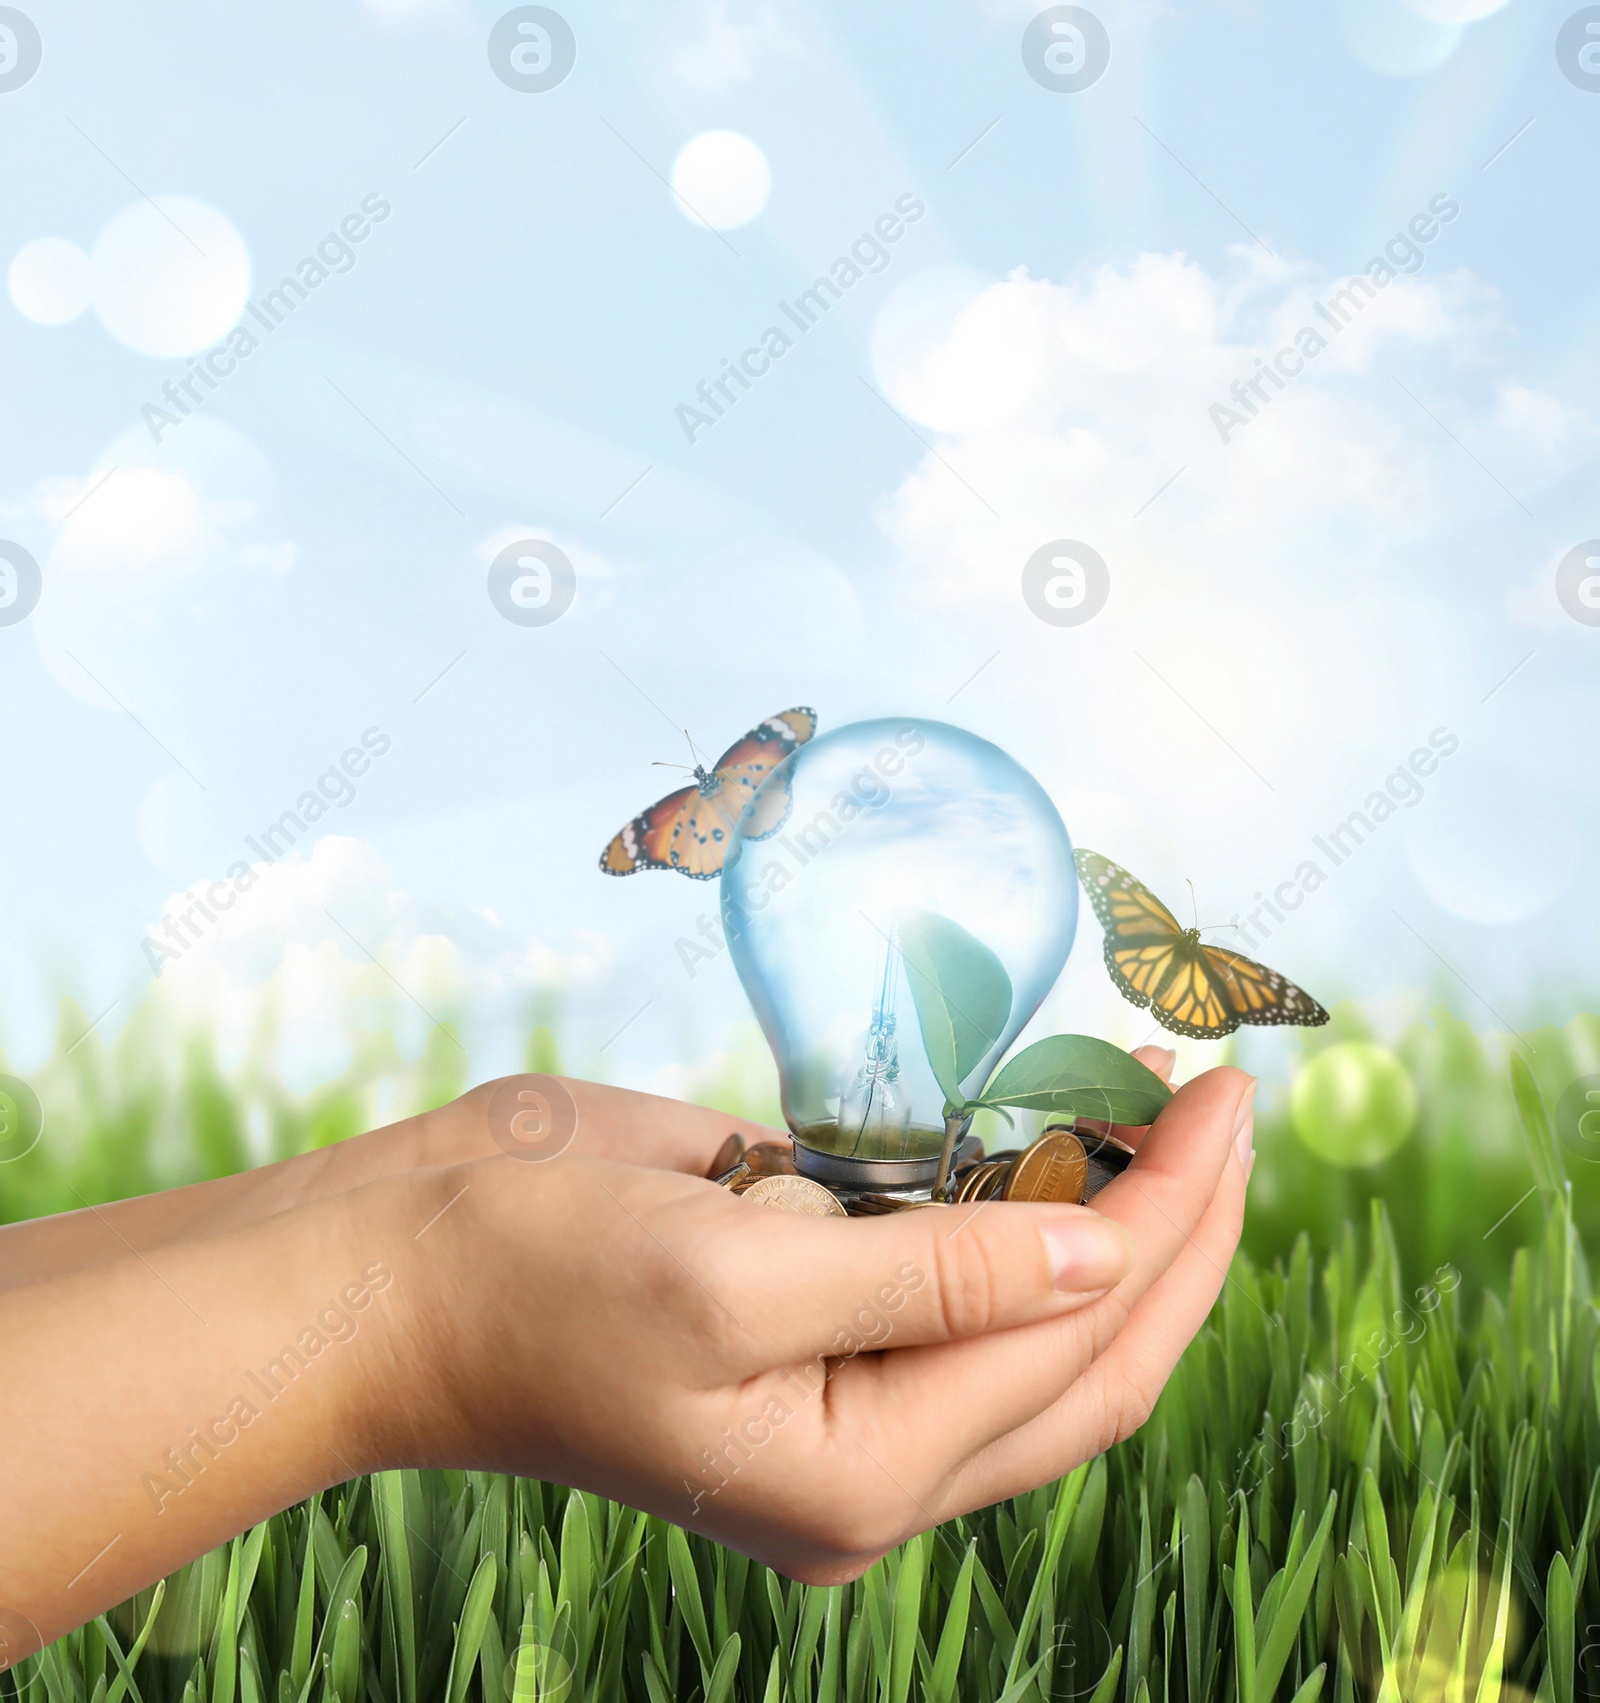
4,1001 -> 1599,1701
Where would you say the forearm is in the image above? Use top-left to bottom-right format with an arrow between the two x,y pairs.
0,1095 -> 470,1293
0,1176 -> 424,1652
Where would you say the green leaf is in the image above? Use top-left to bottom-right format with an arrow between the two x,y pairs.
372,1473 -> 416,1703
328,1599 -> 361,1703
978,1034 -> 1172,1125
926,1542 -> 976,1703
1254,1493 -> 1336,1701
887,1539 -> 924,1703
1232,1496 -> 1256,1703
1288,1665 -> 1328,1703
667,1524 -> 714,1681
1511,1053 -> 1564,1207
704,1634 -> 741,1703
1086,1645 -> 1124,1703
100,1578 -> 165,1703
443,1553 -> 497,1703
1004,1464 -> 1088,1694
1547,1553 -> 1574,1703
899,910 -> 1012,1108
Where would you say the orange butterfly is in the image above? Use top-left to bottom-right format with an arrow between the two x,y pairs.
600,708 -> 817,880
1075,849 -> 1329,1039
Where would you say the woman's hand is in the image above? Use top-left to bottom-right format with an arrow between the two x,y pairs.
379,1056 -> 1249,1583
0,1050 -> 1247,1652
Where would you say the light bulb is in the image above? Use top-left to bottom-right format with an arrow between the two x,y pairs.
721,717 -> 1078,1190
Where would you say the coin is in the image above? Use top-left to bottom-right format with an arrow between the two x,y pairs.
954,1161 -> 1006,1204
1004,1130 -> 1089,1204
847,1192 -> 941,1215
707,1133 -> 746,1179
741,1174 -> 848,1217
743,1141 -> 797,1177
1078,1131 -> 1134,1199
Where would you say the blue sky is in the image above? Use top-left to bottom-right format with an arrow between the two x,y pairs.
1,0 -> 1596,1099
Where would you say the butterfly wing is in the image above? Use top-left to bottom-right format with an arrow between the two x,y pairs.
1075,849 -> 1200,1027
1074,850 -> 1185,940
599,784 -> 697,877
666,788 -> 746,879
710,707 -> 817,769
709,706 -> 817,845
1198,945 -> 1330,1030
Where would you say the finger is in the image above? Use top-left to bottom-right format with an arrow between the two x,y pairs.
695,1189 -> 1136,1375
934,1139 -> 1248,1512
446,1076 -> 783,1174
566,1081 -> 783,1174
1135,1044 -> 1177,1085
819,1067 -> 1249,1466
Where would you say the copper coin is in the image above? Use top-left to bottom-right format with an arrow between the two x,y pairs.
955,1161 -> 1005,1204
1003,1130 -> 1089,1205
741,1174 -> 847,1217
978,1162 -> 1014,1201
848,1192 -> 942,1215
1079,1132 -> 1134,1200
707,1133 -> 746,1179
743,1141 -> 797,1177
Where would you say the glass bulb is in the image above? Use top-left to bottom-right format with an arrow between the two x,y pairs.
721,717 -> 1078,1175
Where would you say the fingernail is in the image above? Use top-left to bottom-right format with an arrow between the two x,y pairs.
1041,1215 -> 1134,1293
1153,1047 -> 1176,1079
1233,1081 -> 1256,1168
1245,1150 -> 1256,1183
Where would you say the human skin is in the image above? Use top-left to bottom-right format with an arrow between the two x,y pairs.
0,1045 -> 1252,1663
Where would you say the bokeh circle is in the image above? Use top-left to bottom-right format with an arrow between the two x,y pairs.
1290,1043 -> 1416,1167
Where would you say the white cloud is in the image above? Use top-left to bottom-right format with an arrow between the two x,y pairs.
659,0 -> 802,93
866,244 -> 1598,977
475,525 -> 622,619
32,417 -> 296,709
873,252 -> 1594,616
145,836 -> 611,1082
362,0 -> 463,16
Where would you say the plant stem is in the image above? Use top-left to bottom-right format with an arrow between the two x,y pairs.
934,1111 -> 965,1203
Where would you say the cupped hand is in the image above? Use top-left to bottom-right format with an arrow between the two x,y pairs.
370,1059 -> 1251,1584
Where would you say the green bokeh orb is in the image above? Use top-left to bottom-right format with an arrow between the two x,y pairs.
1290,1042 -> 1417,1168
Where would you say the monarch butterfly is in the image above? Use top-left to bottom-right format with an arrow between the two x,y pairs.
599,708 -> 817,880
1075,848 -> 1329,1039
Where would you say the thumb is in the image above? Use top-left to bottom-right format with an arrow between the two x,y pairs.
709,1192 -> 1135,1372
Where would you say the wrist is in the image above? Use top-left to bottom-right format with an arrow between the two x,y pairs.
339,1162 -> 491,1474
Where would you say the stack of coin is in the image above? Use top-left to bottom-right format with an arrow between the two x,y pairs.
711,1136 -> 800,1195
952,1157 -> 1014,1203
707,1126 -> 1133,1211
1003,1129 -> 1089,1203
1071,1128 -> 1136,1199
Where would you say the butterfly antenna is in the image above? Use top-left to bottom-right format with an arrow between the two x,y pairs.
651,760 -> 693,772
1185,878 -> 1199,931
